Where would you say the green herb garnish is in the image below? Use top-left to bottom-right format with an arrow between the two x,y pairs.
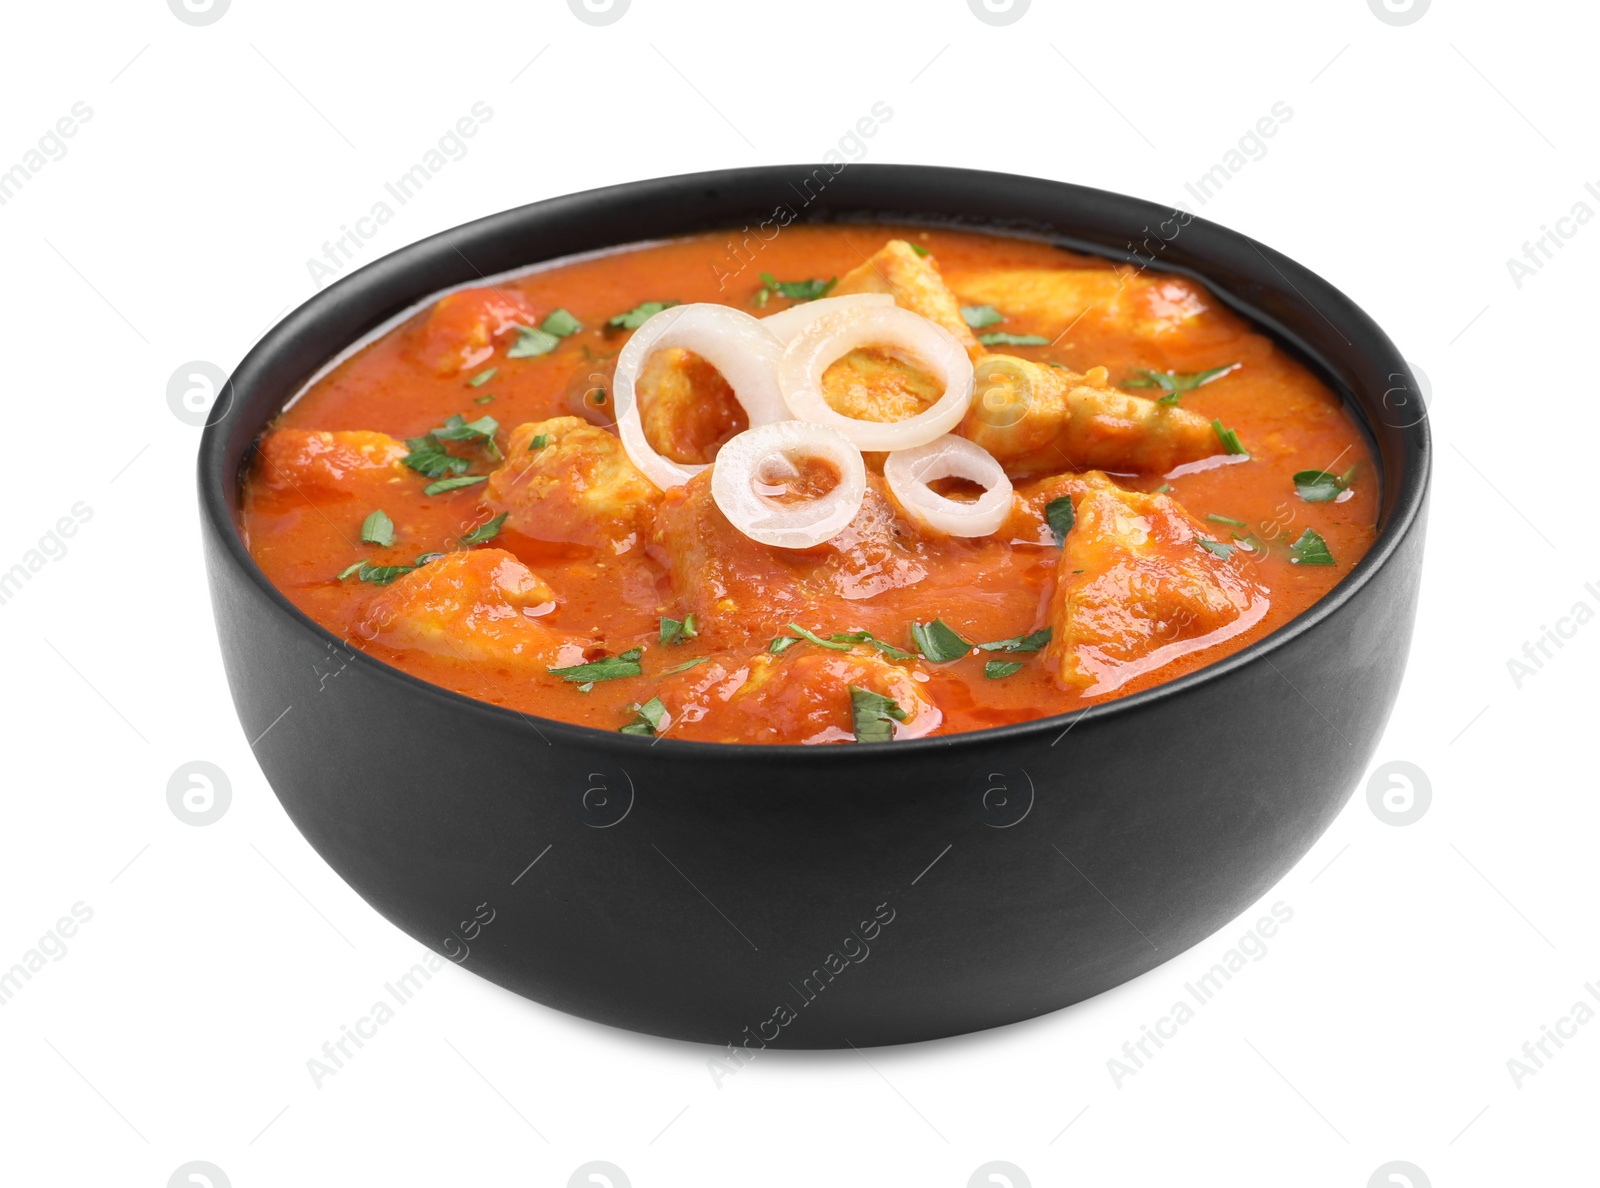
960,304 -> 1004,330
659,614 -> 699,646
1211,419 -> 1249,456
1154,483 -> 1171,494
977,627 -> 1052,653
549,648 -> 645,683
828,631 -> 916,661
907,243 -> 931,257
978,332 -> 1051,347
984,660 -> 1025,679
432,413 -> 499,444
1288,528 -> 1336,566
786,623 -> 852,652
608,300 -> 679,330
336,560 -> 366,581
911,618 -> 970,663
360,509 -> 395,547
1125,364 -> 1237,404
661,657 -> 710,675
540,308 -> 583,338
1292,469 -> 1349,503
423,474 -> 489,496
468,367 -> 497,387
402,436 -> 471,479
619,696 -> 667,737
461,512 -> 508,546
1046,496 -> 1075,545
849,685 -> 908,744
768,635 -> 801,655
757,273 -> 836,304
528,433 -> 550,451
1197,538 -> 1235,560
1206,513 -> 1247,527
474,393 -> 495,405
507,326 -> 561,358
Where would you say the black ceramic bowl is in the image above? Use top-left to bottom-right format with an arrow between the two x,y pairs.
199,165 -> 1429,1048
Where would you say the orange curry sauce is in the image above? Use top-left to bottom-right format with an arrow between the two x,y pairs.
241,226 -> 1376,742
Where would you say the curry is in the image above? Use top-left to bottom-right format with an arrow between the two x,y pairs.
241,225 -> 1376,744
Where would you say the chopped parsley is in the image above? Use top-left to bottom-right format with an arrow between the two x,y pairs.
507,325 -> 561,358
849,685 -> 908,744
402,435 -> 471,479
608,300 -> 679,330
756,273 -> 836,305
1206,513 -> 1247,527
785,623 -> 852,652
1045,496 -> 1075,545
977,627 -> 1052,653
336,553 -> 443,586
360,509 -> 394,547
619,696 -> 667,737
828,630 -> 916,661
335,561 -> 365,581
661,656 -> 710,675
468,367 -> 497,387
907,243 -> 931,257
528,433 -> 550,451
460,512 -> 508,546
978,332 -> 1051,347
432,413 -> 499,444
474,393 -> 495,405
1288,528 -> 1336,566
423,474 -> 489,496
1211,419 -> 1249,456
1125,364 -> 1237,404
540,308 -> 583,338
659,614 -> 698,646
960,304 -> 1004,330
1292,469 -> 1350,503
911,618 -> 969,663
984,660 -> 1025,679
768,635 -> 801,655
549,647 -> 644,683
1197,538 -> 1235,560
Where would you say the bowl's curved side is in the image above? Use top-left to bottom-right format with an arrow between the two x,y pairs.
199,165 -> 1430,1046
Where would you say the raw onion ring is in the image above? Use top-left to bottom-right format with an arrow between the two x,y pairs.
883,435 -> 1013,537
711,421 -> 867,549
613,303 -> 787,490
760,293 -> 894,342
777,305 -> 975,451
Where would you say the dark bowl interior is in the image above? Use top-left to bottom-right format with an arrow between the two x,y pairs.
199,165 -> 1429,1047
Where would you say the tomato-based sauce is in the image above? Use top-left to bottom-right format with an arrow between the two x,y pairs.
242,225 -> 1376,743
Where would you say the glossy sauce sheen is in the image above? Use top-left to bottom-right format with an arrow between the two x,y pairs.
242,226 -> 1376,739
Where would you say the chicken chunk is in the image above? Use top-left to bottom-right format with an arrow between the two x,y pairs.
485,417 -> 660,553
253,429 -> 409,497
655,647 -> 940,745
959,356 -> 1216,477
408,287 -> 538,375
831,239 -> 982,358
949,267 -> 1221,345
1042,473 -> 1269,693
636,347 -> 746,464
818,346 -> 945,424
651,469 -> 931,648
356,549 -> 582,671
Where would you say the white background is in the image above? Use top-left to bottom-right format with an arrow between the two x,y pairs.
1,1 -> 1592,1185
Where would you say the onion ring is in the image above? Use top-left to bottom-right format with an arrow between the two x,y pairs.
711,421 -> 867,549
760,293 -> 895,342
777,305 -> 975,451
613,303 -> 787,490
884,435 -> 1013,537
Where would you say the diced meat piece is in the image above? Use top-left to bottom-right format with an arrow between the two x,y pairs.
636,347 -> 746,464
655,647 -> 940,745
356,549 -> 582,671
819,346 -> 944,424
485,417 -> 660,554
832,239 -> 981,358
253,429 -> 409,497
1043,473 -> 1269,693
408,287 -> 538,375
949,267 -> 1225,345
651,470 -> 931,648
960,356 -> 1216,477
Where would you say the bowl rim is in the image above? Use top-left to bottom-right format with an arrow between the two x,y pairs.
198,164 -> 1431,763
